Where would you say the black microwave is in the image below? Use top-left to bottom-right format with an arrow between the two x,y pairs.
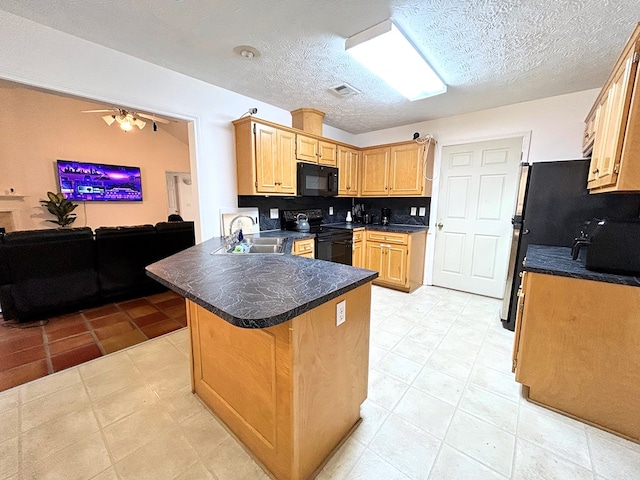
297,163 -> 338,197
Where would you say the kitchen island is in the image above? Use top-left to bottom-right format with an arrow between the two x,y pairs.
513,245 -> 640,442
146,235 -> 378,479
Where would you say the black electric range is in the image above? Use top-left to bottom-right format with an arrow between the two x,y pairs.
281,209 -> 352,265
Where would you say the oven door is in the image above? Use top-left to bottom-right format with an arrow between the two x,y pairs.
316,231 -> 353,265
297,163 -> 338,197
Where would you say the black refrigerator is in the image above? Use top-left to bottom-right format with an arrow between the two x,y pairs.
500,159 -> 640,331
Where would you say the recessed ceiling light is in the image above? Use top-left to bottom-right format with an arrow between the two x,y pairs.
233,45 -> 260,59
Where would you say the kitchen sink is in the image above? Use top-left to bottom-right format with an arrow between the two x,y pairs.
211,237 -> 286,255
246,237 -> 285,246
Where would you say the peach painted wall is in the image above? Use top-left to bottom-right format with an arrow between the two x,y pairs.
0,85 -> 190,231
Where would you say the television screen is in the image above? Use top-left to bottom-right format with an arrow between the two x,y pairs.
56,160 -> 143,201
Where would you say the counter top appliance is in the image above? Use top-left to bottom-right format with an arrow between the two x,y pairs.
282,209 -> 352,265
572,219 -> 640,276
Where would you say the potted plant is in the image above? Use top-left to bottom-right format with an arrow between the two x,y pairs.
40,191 -> 78,227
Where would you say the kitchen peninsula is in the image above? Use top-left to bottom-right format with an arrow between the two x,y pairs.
146,233 -> 378,479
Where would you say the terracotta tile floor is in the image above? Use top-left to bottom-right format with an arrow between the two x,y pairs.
0,290 -> 186,392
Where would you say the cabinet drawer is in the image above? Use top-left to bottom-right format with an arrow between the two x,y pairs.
365,231 -> 408,245
352,229 -> 364,242
293,238 -> 315,256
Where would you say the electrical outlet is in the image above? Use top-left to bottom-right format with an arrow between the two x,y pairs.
329,206 -> 334,215
270,208 -> 279,219
419,207 -> 426,217
336,300 -> 346,326
410,207 -> 417,216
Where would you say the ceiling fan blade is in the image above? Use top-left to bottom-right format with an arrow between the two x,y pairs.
137,113 -> 170,123
81,109 -> 119,114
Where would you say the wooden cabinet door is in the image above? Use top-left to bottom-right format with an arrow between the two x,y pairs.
389,143 -> 423,196
254,123 -> 279,193
318,141 -> 337,166
360,148 -> 390,196
365,242 -> 385,277
511,271 -> 527,373
352,241 -> 364,268
594,54 -> 638,189
385,245 -> 407,287
338,146 -> 358,196
277,130 -> 296,194
293,238 -> 315,258
296,134 -> 318,163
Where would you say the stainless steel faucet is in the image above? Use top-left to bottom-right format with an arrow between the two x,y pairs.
228,214 -> 256,236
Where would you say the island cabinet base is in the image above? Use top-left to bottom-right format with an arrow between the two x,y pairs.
513,273 -> 640,443
187,283 -> 372,480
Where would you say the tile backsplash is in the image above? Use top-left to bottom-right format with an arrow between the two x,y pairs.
238,196 -> 430,230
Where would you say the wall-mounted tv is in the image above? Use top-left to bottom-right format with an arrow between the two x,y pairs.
56,160 -> 143,201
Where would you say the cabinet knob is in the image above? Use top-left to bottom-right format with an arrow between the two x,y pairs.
592,168 -> 599,174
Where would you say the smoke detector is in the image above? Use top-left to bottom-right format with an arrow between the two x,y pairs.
329,83 -> 361,98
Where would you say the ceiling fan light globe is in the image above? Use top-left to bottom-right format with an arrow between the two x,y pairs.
133,118 -> 146,129
102,115 -> 116,126
120,121 -> 132,132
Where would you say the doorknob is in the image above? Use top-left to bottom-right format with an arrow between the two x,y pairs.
437,222 -> 444,230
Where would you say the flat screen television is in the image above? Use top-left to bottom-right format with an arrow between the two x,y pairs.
56,160 -> 143,201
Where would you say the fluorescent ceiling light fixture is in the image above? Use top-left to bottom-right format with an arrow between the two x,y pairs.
345,19 -> 447,101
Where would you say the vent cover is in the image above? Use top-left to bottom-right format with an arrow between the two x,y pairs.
329,83 -> 361,97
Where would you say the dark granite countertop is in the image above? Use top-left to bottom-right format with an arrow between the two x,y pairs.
146,234 -> 378,329
324,223 -> 428,233
524,245 -> 640,287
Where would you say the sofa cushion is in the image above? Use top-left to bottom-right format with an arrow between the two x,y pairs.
154,221 -> 195,261
2,227 -> 99,320
95,225 -> 164,300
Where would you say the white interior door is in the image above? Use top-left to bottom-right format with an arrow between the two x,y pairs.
433,137 -> 522,298
165,172 -> 193,220
166,173 -> 179,217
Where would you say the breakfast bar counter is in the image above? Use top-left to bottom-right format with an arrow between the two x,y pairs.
146,237 -> 378,479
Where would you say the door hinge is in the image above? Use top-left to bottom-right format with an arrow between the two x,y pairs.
253,124 -> 256,134
512,359 -> 517,371
255,181 -> 258,188
613,163 -> 620,173
633,52 -> 640,63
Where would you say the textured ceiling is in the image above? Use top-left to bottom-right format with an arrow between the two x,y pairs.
0,1 -> 638,134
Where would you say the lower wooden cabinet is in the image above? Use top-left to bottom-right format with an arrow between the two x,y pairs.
352,228 -> 365,268
513,271 -> 640,442
292,238 -> 315,258
364,230 -> 426,292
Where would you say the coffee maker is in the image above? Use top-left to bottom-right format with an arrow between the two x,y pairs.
381,208 -> 391,226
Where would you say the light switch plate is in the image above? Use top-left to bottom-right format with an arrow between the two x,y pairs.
336,300 -> 346,326
270,208 -> 279,219
410,207 -> 417,216
329,206 -> 334,215
419,207 -> 426,217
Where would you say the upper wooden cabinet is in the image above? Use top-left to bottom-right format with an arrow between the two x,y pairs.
233,116 -> 437,198
234,118 -> 296,196
360,147 -> 390,196
360,141 -> 434,197
585,23 -> 640,193
338,146 -> 359,196
296,134 -> 337,166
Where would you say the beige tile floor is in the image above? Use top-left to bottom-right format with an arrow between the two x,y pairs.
1,285 -> 639,479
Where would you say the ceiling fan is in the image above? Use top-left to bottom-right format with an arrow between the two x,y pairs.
81,108 -> 170,132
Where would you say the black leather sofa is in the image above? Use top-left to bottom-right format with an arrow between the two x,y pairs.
0,221 -> 195,322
